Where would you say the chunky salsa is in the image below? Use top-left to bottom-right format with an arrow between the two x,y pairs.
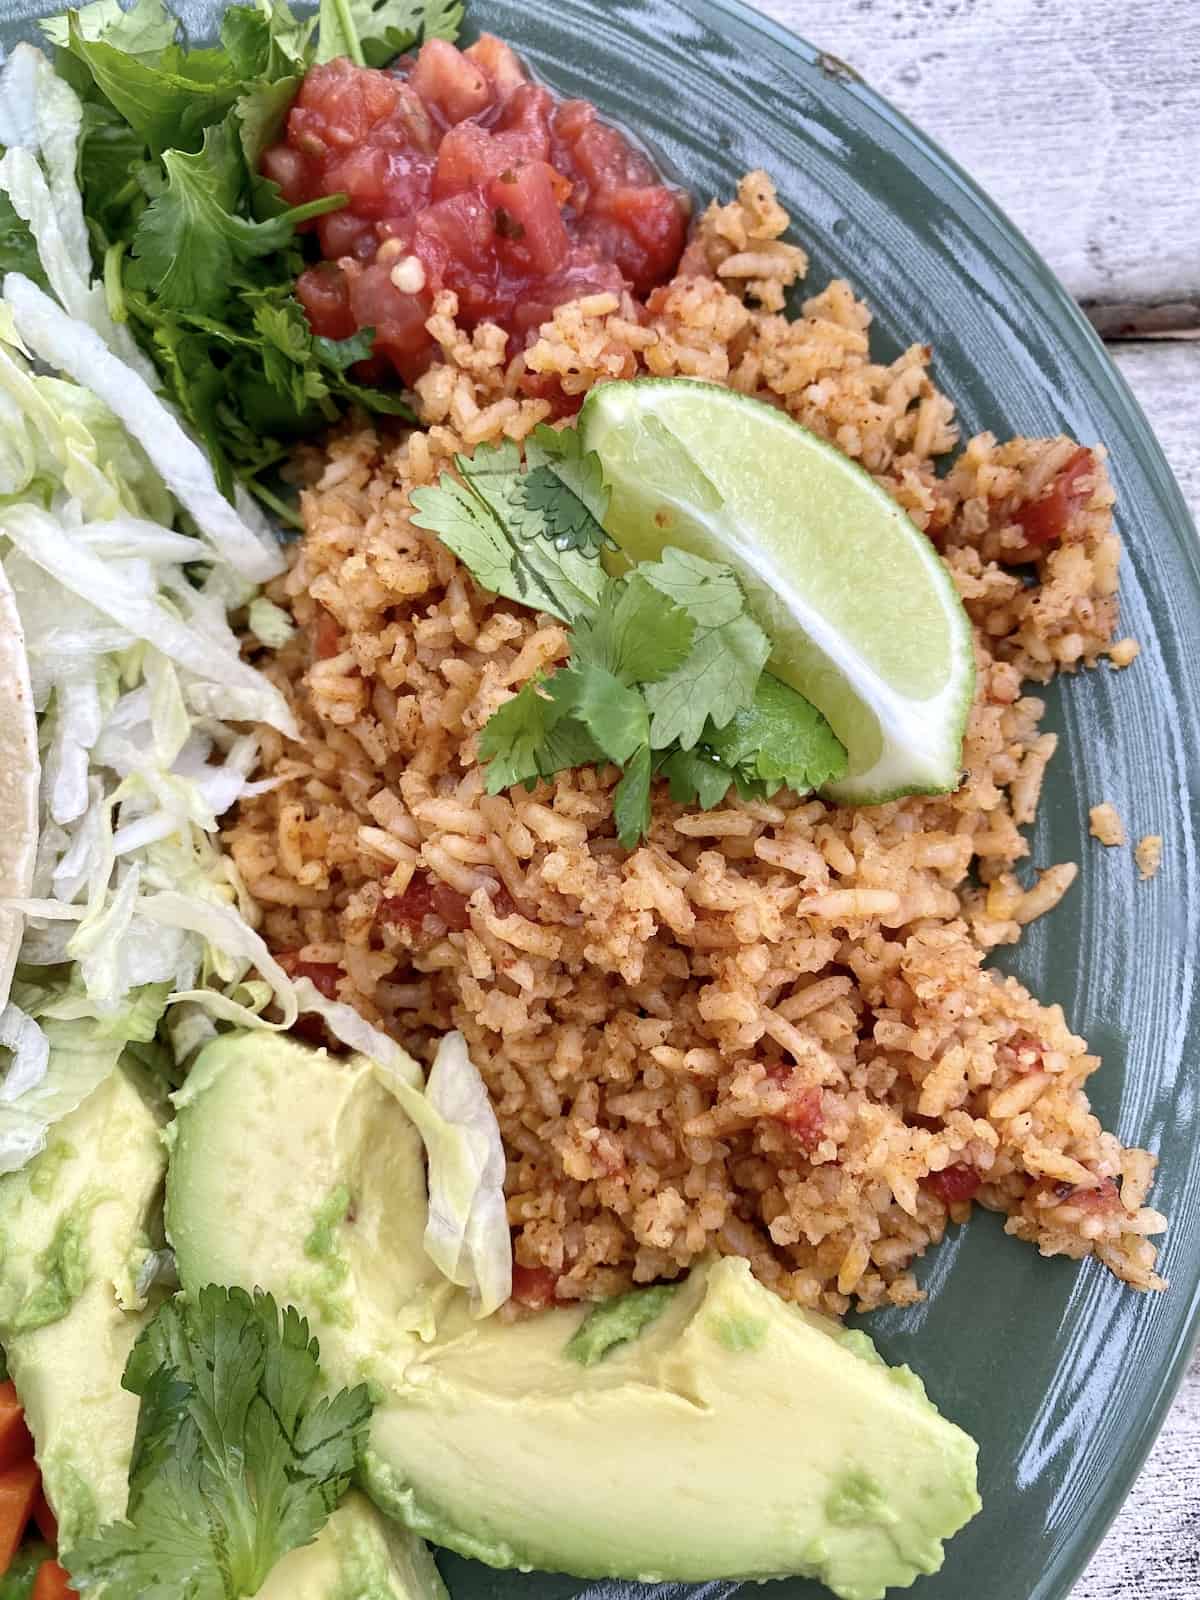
262,35 -> 691,385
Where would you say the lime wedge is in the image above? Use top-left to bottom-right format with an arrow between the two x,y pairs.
579,379 -> 975,803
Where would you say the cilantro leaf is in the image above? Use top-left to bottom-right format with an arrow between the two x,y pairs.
525,422 -> 610,524
635,549 -> 771,749
520,423 -> 612,553
219,3 -> 313,79
570,573 -> 694,685
76,99 -> 154,243
556,662 -> 650,766
235,75 -> 305,199
59,8 -> 246,157
478,679 -> 605,793
312,326 -> 377,370
411,444 -> 606,622
613,745 -> 653,850
478,679 -> 561,791
412,473 -> 537,606
521,464 -> 610,554
130,119 -> 342,315
643,609 -> 769,751
705,673 -> 848,795
317,0 -> 463,69
455,427 -> 609,558
660,745 -> 736,810
66,1285 -> 372,1600
638,546 -> 744,628
419,442 -> 845,846
42,0 -> 180,57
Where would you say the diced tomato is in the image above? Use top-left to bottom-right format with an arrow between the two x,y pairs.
494,84 -> 555,156
315,208 -> 377,262
418,192 -> 498,282
489,882 -> 519,919
276,953 -> 342,1000
288,58 -> 399,152
380,872 -> 471,934
781,1086 -> 824,1148
0,1458 -> 41,1571
32,1561 -> 77,1600
1006,1033 -> 1046,1073
313,608 -> 342,660
344,260 -> 434,383
511,1263 -> 559,1309
517,368 -> 582,419
266,40 -> 688,381
764,1067 -> 824,1150
260,143 -> 313,205
488,164 -> 570,276
295,262 -> 357,342
32,1488 -> 56,1544
584,185 -> 690,295
1013,447 -> 1095,546
0,1384 -> 33,1474
1051,1175 -> 1121,1212
464,33 -> 527,102
925,1163 -> 982,1206
409,37 -> 491,125
560,115 -> 658,193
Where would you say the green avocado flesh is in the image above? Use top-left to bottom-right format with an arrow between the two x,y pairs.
168,1032 -> 981,1599
0,1065 -> 167,1550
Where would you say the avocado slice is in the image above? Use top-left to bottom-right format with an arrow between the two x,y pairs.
168,1030 -> 982,1599
164,1032 -> 441,1371
0,1063 -> 167,1548
257,1491 -> 448,1600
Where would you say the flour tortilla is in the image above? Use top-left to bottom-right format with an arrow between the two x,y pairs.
0,556 -> 38,1010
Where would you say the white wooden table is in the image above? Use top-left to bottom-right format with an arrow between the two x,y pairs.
747,1 -> 1200,1593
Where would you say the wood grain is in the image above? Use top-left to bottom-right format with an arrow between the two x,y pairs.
1112,344 -> 1200,515
753,0 -> 1200,324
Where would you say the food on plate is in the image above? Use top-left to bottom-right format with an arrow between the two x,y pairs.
256,1492 -> 447,1600
1136,834 -> 1163,880
1089,802 -> 1125,847
0,0 -> 1168,1595
578,378 -> 976,799
270,42 -> 690,381
0,1066 -> 167,1552
167,1031 -> 980,1592
232,173 -> 1164,1317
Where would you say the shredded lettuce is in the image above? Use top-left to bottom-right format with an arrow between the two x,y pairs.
0,43 -> 157,381
5,274 -> 285,582
383,1031 -> 512,1318
0,81 -> 305,1168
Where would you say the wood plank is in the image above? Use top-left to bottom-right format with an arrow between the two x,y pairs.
751,0 -> 1200,318
1113,343 -> 1200,516
1075,1347 -> 1200,1597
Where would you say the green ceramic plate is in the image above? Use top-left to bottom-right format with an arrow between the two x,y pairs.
5,1 -> 1198,1596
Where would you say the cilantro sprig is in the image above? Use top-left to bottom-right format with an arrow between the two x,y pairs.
22,0 -> 463,509
65,1285 -> 373,1600
411,426 -> 848,846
